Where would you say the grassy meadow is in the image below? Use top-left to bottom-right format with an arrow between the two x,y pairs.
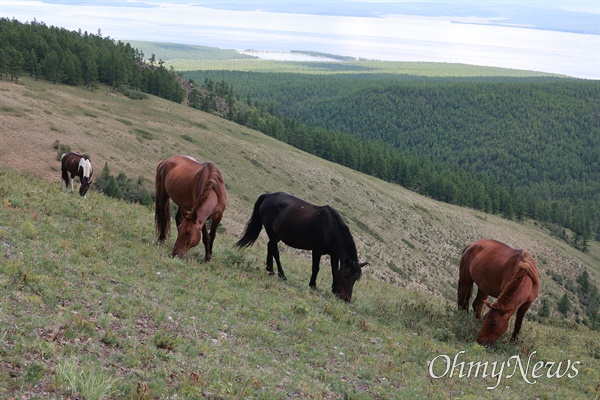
167,58 -> 564,77
0,76 -> 599,398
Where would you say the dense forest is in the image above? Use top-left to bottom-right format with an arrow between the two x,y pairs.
0,18 -> 185,103
183,70 -> 600,250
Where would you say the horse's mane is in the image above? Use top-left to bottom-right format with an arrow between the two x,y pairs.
190,162 -> 224,214
496,250 -> 539,307
327,206 -> 361,277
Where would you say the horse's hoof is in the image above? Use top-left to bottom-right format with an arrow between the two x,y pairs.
279,274 -> 287,281
267,271 -> 275,276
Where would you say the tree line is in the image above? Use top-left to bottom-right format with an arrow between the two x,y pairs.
0,18 -> 185,102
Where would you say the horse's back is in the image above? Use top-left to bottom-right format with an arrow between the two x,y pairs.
157,155 -> 202,203
259,192 -> 327,249
61,152 -> 85,174
463,239 -> 523,297
157,155 -> 225,212
159,155 -> 202,177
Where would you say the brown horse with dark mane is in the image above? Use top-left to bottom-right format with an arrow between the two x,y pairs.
155,155 -> 227,260
235,192 -> 368,302
61,152 -> 93,196
458,239 -> 540,346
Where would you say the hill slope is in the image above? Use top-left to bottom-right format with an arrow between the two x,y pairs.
1,77 -> 599,398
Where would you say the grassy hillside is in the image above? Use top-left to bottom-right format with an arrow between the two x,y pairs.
1,169 -> 599,399
0,77 -> 599,397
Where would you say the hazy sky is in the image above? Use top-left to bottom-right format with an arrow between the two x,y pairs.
2,1 -> 599,78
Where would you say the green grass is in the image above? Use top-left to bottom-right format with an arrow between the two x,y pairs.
0,169 -> 598,399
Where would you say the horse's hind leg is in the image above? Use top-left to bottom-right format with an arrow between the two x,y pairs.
267,240 -> 286,280
61,169 -> 69,189
265,240 -> 275,274
472,289 -> 488,319
457,278 -> 473,311
155,194 -> 171,243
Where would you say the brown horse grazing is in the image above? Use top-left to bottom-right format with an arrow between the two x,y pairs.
61,152 -> 93,196
235,192 -> 368,302
458,239 -> 540,346
155,155 -> 227,260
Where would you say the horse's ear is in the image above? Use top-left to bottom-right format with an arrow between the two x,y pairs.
483,299 -> 493,309
359,262 -> 369,269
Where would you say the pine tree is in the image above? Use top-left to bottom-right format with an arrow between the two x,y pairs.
537,297 -> 550,319
558,293 -> 571,316
577,270 -> 590,295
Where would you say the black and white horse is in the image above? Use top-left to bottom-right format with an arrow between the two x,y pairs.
61,152 -> 93,196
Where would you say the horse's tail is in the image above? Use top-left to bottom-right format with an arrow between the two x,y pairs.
235,194 -> 267,249
457,244 -> 474,310
154,160 -> 171,242
60,153 -> 69,186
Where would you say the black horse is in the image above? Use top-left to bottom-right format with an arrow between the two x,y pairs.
61,152 -> 93,197
235,192 -> 367,302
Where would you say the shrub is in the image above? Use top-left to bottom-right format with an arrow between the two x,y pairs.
53,140 -> 71,160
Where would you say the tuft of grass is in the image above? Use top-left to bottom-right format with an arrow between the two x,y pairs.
115,117 -> 133,126
55,358 -> 117,400
133,128 -> 156,140
350,216 -> 384,242
180,134 -> 196,143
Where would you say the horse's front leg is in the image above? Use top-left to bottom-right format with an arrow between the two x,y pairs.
201,224 -> 211,262
309,252 -> 322,289
511,302 -> 532,341
175,207 -> 183,227
472,289 -> 489,319
207,214 -> 222,258
328,256 -> 339,293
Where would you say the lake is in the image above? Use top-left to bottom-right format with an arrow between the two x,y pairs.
3,2 -> 599,79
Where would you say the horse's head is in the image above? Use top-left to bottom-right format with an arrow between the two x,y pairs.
79,178 -> 92,197
335,261 -> 368,302
172,210 -> 202,258
476,300 -> 514,346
